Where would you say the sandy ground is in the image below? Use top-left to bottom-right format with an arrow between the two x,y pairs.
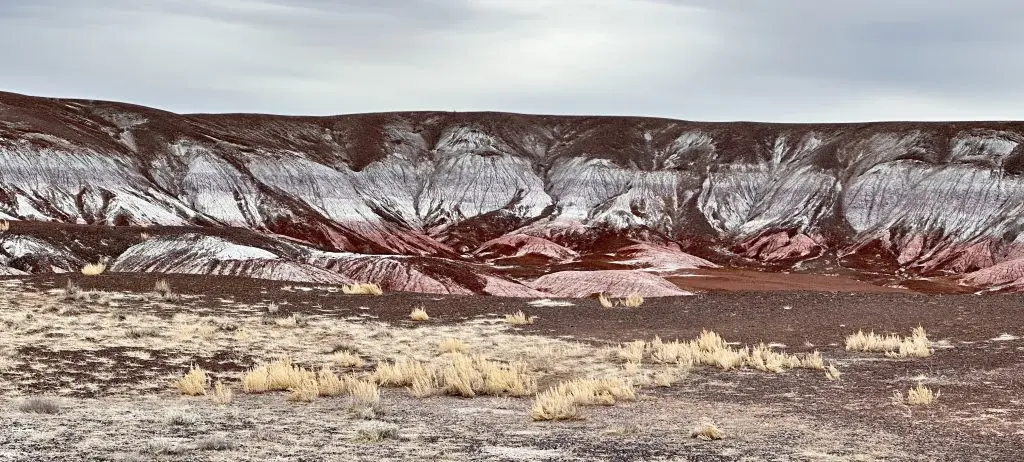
1,275 -> 1023,461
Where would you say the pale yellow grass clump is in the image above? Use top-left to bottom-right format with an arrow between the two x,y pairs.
175,365 -> 210,396
0,219 -> 9,232
845,326 -> 932,358
347,378 -> 381,408
531,388 -> 580,421
80,262 -> 107,276
212,381 -> 233,404
316,367 -> 348,397
438,337 -> 470,355
634,332 -> 824,373
342,283 -> 383,296
894,383 -> 939,406
154,279 -> 172,297
409,307 -> 429,321
824,364 -> 842,381
691,423 -> 724,441
653,370 -> 677,387
376,354 -> 536,398
504,311 -> 537,326
598,292 -> 645,308
622,292 -> 645,307
375,357 -> 433,387
531,378 -> 636,421
242,358 -> 316,394
329,351 -> 365,369
287,376 -> 320,402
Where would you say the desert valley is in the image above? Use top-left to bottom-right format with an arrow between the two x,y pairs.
0,91 -> 1023,460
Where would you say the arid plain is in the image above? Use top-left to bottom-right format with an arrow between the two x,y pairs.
2,271 -> 1023,461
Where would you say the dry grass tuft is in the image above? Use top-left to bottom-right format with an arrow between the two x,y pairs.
165,411 -> 198,426
211,381 -> 233,404
80,261 -> 107,276
438,337 -> 470,355
531,378 -> 635,420
153,279 -> 177,300
176,365 -> 210,396
242,358 -> 316,394
691,423 -> 724,441
409,307 -> 429,321
624,332 -> 824,374
316,367 -> 348,397
504,311 -> 537,326
598,292 -> 645,308
329,351 -> 366,369
17,397 -> 61,414
287,375 -> 320,402
196,436 -> 237,451
845,326 -> 932,358
376,354 -> 535,398
274,313 -> 309,328
342,283 -> 383,296
824,364 -> 842,381
622,292 -> 644,307
894,383 -> 939,406
375,357 -> 433,387
355,422 -> 399,442
63,279 -> 81,300
347,378 -> 381,410
653,370 -> 677,387
531,388 -> 580,421
0,219 -> 9,232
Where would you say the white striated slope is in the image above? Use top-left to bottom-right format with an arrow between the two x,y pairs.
111,234 -> 350,284
529,270 -> 691,297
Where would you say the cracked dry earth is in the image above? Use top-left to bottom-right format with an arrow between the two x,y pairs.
1,276 -> 1023,461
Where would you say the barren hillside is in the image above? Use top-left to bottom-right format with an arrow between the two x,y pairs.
2,91 -> 1023,294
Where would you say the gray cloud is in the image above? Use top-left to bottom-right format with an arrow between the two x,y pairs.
1,0 -> 1022,121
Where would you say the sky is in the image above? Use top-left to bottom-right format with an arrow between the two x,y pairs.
1,0 -> 1022,122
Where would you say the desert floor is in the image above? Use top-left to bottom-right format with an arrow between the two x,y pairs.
1,273 -> 1023,461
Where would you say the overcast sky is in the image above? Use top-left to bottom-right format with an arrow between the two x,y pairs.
1,0 -> 1022,122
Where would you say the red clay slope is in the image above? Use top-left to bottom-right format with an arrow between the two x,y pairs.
2,90 -> 1024,294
